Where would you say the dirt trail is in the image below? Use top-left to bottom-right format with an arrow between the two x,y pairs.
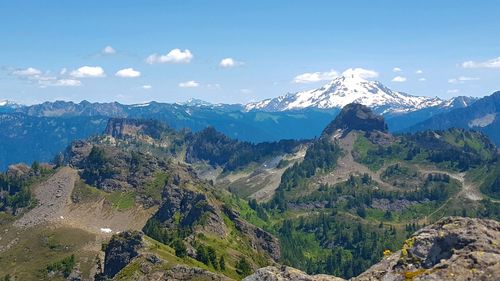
13,167 -> 155,237
414,165 -> 500,223
416,166 -> 484,202
318,132 -> 394,190
321,133 -> 489,204
14,167 -> 77,228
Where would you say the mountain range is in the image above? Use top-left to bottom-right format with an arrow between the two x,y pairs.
1,72 -> 476,117
1,102 -> 499,280
406,91 -> 500,144
0,75 -> 494,171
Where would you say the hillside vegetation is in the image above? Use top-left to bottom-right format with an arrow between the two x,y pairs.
1,104 -> 499,280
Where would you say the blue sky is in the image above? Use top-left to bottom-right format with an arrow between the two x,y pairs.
1,0 -> 499,105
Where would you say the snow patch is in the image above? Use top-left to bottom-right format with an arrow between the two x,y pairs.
100,228 -> 113,233
131,103 -> 151,108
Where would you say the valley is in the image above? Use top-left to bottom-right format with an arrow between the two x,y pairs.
2,2 -> 499,280
1,103 -> 499,280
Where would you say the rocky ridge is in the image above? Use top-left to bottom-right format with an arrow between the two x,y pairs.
244,217 -> 500,281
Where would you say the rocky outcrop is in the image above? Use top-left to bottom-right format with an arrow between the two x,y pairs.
154,184 -> 227,237
64,140 -> 94,167
97,233 -> 232,281
104,118 -> 169,139
322,103 -> 388,136
6,163 -> 31,177
97,231 -> 144,279
110,257 -> 232,281
243,266 -> 344,281
355,217 -> 500,281
149,185 -> 281,261
224,207 -> 281,261
149,265 -> 232,281
65,139 -> 170,194
245,217 -> 500,281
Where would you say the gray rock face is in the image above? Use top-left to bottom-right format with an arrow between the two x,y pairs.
224,208 -> 281,261
152,184 -> 281,262
322,103 -> 388,136
243,266 -> 345,281
99,231 -> 143,279
65,138 -> 170,196
104,118 -> 169,139
160,265 -> 233,281
116,262 -> 232,281
355,217 -> 500,281
155,183 -> 227,237
245,217 -> 500,281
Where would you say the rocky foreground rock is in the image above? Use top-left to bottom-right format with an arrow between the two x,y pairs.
244,217 -> 500,281
243,266 -> 345,281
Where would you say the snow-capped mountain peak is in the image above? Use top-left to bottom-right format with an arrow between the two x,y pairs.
180,98 -> 213,107
245,73 -> 445,113
0,100 -> 20,108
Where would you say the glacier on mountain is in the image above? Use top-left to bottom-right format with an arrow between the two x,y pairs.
245,69 -> 454,114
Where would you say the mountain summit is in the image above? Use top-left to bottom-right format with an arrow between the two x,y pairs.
245,70 -> 445,113
322,103 -> 388,136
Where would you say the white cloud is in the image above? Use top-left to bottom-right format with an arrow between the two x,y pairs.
415,70 -> 423,74
12,67 -> 42,76
35,75 -> 57,81
447,89 -> 460,94
115,68 -> 141,78
39,79 -> 82,87
219,58 -> 243,68
11,67 -> 82,87
142,85 -> 152,90
448,76 -> 479,84
178,80 -> 199,88
146,49 -> 193,64
342,68 -> 379,79
293,68 -> 378,83
70,66 -> 105,78
293,69 -> 338,83
103,46 -> 116,54
462,57 -> 500,68
418,77 -> 427,81
392,76 -> 407,82
392,67 -> 402,72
